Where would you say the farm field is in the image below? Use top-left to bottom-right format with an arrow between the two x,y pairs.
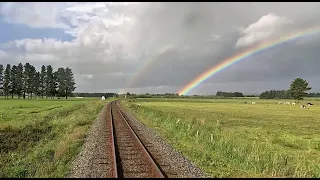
121,98 -> 320,177
0,97 -> 109,178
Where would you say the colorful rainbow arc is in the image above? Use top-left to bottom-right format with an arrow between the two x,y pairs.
178,26 -> 320,95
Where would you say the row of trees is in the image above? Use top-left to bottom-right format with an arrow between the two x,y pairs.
74,92 -> 117,98
259,90 -> 291,99
0,63 -> 76,99
216,91 -> 244,97
307,93 -> 320,97
123,78 -> 312,101
260,78 -> 312,100
122,92 -> 254,99
128,92 -> 180,98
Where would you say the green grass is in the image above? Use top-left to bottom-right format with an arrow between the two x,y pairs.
121,98 -> 320,177
0,98 -> 110,178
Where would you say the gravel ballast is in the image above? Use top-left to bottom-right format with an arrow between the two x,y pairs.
117,101 -> 210,178
67,101 -> 210,178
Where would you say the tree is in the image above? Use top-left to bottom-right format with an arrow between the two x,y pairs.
0,64 -> 3,93
289,78 -> 311,101
65,67 -> 76,99
52,71 -> 58,99
40,65 -> 46,99
10,65 -> 18,99
32,72 -> 41,99
23,63 -> 32,99
56,68 -> 66,97
45,65 -> 54,99
28,65 -> 36,99
3,64 -> 11,99
16,63 -> 24,99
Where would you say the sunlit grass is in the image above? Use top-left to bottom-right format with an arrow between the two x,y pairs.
0,98 -> 109,177
121,98 -> 320,177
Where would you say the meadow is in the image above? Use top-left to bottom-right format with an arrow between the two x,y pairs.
0,97 -> 108,178
121,98 -> 320,177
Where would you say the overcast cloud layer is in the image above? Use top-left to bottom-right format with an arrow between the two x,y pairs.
0,2 -> 320,95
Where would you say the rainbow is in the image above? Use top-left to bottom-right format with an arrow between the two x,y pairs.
178,26 -> 320,95
119,45 -> 175,94
118,55 -> 156,94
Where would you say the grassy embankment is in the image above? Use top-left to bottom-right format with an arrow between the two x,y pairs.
121,98 -> 320,177
0,97 -> 109,177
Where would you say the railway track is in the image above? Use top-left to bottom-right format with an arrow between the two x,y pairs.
108,101 -> 166,178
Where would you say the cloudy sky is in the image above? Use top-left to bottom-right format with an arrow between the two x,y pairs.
0,2 -> 320,95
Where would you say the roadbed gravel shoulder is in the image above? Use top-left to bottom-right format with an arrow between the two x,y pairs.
66,101 -> 210,178
66,103 -> 111,178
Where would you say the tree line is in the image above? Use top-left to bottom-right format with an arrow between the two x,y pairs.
74,92 -> 117,98
216,91 -> 244,97
307,93 -> 320,97
259,90 -> 291,99
127,92 -> 180,98
260,78 -> 312,100
122,92 -> 255,99
0,63 -> 76,99
123,78 -> 313,100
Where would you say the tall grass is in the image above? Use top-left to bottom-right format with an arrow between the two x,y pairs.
121,99 -> 320,177
0,99 -> 107,177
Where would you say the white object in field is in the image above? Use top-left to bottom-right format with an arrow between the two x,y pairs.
101,96 -> 105,100
252,102 -> 256,104
292,102 -> 296,105
76,97 -> 83,98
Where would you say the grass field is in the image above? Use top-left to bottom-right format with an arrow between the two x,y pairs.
0,97 -> 109,178
121,98 -> 320,177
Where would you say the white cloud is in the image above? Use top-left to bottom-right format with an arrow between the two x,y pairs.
209,34 -> 221,41
0,3 -> 320,94
156,44 -> 175,55
82,74 -> 94,80
0,50 -> 7,58
65,2 -> 107,13
236,13 -> 292,48
0,2 -> 70,29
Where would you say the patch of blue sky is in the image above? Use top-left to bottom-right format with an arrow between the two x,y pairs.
0,15 -> 74,44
